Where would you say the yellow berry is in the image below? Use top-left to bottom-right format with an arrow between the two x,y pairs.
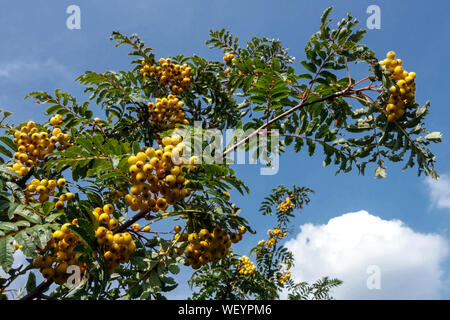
108,218 -> 119,229
188,233 -> 199,243
103,204 -> 114,214
98,213 -> 110,225
136,152 -> 147,162
156,198 -> 168,210
52,230 -> 64,241
127,156 -> 137,165
57,178 -> 66,187
386,51 -> 396,60
55,201 -> 64,210
95,226 -> 108,238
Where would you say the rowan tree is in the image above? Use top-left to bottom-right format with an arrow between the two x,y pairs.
0,7 -> 441,300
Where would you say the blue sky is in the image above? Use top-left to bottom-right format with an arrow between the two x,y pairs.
1,0 -> 449,299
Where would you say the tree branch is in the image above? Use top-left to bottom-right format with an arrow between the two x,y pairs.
220,87 -> 357,159
113,210 -> 151,234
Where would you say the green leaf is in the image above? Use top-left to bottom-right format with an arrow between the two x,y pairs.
297,73 -> 313,80
300,61 -> 317,73
321,7 -> 333,24
0,144 -> 13,158
45,212 -> 63,223
168,263 -> 180,275
14,220 -> 31,228
6,182 -> 25,203
45,104 -> 63,115
14,206 -> 42,224
149,270 -> 161,287
93,135 -> 105,152
26,272 -> 37,293
28,225 -> 53,250
0,222 -> 18,232
14,231 -> 35,256
76,137 -> 95,153
42,202 -> 55,215
132,141 -> 141,155
248,96 -> 267,104
307,139 -> 316,156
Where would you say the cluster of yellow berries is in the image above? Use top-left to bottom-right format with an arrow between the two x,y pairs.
147,95 -> 189,133
140,58 -> 192,95
108,188 -> 127,203
256,228 -> 287,259
93,204 -> 136,274
92,204 -> 119,229
178,226 -> 246,269
8,121 -> 71,176
124,134 -> 193,213
277,197 -> 294,212
49,114 -> 63,126
238,255 -> 256,276
379,51 -> 416,122
278,271 -> 291,284
33,220 -> 86,285
26,178 -> 73,209
266,228 -> 286,248
223,53 -> 236,65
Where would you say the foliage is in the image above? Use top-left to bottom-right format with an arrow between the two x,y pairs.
189,185 -> 341,300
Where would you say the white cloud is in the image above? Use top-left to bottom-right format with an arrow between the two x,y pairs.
284,210 -> 449,299
425,174 -> 450,210
0,58 -> 72,79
